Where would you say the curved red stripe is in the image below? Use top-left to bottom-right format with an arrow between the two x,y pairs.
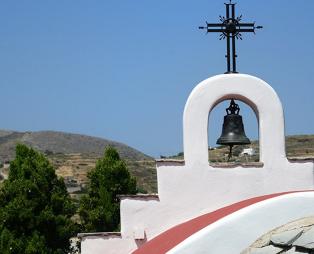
133,190 -> 314,254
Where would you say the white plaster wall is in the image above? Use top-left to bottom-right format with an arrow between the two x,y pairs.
81,236 -> 137,254
118,74 -> 314,241
81,74 -> 314,254
168,192 -> 314,254
119,162 -> 313,242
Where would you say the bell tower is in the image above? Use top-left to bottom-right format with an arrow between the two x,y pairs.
199,1 -> 262,158
79,2 -> 314,254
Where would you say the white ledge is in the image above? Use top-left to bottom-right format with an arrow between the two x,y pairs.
210,162 -> 264,168
156,159 -> 264,168
77,232 -> 121,239
288,157 -> 314,162
118,194 -> 159,200
156,159 -> 185,165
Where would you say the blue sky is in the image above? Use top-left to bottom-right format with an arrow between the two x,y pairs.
0,0 -> 313,157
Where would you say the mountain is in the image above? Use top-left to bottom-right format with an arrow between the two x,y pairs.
0,130 -> 157,193
0,130 -> 151,162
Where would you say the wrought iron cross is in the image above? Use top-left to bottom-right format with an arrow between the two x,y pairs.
199,1 -> 262,73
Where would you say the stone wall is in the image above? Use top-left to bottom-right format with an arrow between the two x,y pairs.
243,217 -> 314,253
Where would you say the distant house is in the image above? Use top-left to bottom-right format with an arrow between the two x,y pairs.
3,162 -> 10,168
64,177 -> 82,193
240,148 -> 255,156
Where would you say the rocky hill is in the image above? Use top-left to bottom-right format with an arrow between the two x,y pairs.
0,130 -> 157,193
0,130 -> 151,162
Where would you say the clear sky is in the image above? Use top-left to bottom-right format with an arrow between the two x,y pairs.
0,0 -> 313,157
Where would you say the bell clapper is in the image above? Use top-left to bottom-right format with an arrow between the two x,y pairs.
228,145 -> 233,161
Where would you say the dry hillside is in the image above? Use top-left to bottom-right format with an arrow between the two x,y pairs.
0,130 -> 156,193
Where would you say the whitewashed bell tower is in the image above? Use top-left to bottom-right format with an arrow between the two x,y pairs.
79,2 -> 314,253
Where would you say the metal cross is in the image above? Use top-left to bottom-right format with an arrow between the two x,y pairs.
199,1 -> 262,73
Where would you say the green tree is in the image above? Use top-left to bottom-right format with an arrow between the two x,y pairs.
0,144 -> 77,254
79,146 -> 137,232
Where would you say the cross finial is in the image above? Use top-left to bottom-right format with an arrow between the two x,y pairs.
199,2 -> 262,73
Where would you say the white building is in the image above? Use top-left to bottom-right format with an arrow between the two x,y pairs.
240,148 -> 256,156
78,74 -> 314,253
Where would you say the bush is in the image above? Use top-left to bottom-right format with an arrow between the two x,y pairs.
79,146 -> 137,232
0,144 -> 78,254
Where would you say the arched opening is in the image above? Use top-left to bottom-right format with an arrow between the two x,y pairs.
183,74 -> 287,166
208,99 -> 259,163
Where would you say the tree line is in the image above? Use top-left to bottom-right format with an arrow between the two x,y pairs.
0,144 -> 137,254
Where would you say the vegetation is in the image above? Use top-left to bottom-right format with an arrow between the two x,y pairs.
0,144 -> 141,253
79,147 -> 137,232
0,144 -> 77,254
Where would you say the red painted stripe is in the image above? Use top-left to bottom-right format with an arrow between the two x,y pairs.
133,190 -> 314,254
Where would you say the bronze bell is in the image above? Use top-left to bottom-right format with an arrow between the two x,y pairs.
216,99 -> 250,158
